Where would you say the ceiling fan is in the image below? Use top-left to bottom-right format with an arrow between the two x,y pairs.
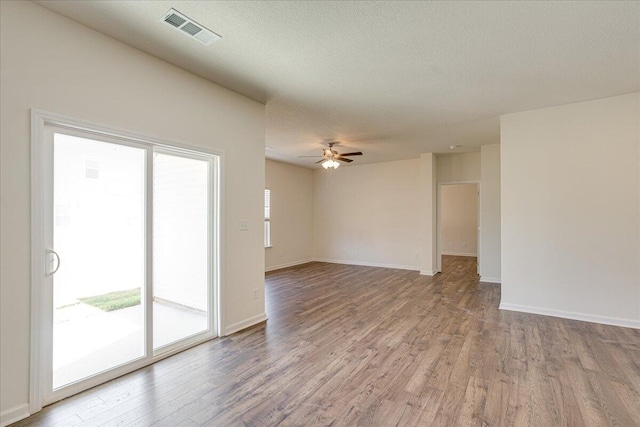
299,142 -> 363,169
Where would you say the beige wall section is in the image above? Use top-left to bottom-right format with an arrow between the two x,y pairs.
480,144 -> 501,282
265,160 -> 313,271
441,184 -> 478,256
437,151 -> 481,182
419,154 -> 438,275
501,92 -> 640,326
313,159 -> 421,270
0,1 -> 265,415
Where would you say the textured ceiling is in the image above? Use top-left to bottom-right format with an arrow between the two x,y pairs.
36,1 -> 640,167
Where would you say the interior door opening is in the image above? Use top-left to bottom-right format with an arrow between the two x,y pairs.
437,182 -> 480,274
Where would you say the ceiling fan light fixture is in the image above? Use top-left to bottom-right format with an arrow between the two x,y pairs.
300,142 -> 361,168
322,159 -> 339,169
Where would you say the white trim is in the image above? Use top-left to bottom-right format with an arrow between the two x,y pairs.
480,276 -> 501,284
265,259 -> 313,272
420,270 -> 438,276
499,303 -> 640,329
0,404 -> 30,427
313,258 -> 418,272
224,313 -> 268,336
215,153 -> 225,338
145,144 -> 154,383
441,252 -> 477,257
30,110 -> 45,415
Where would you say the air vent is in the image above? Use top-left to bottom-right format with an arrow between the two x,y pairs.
181,22 -> 203,36
161,9 -> 221,45
164,13 -> 186,28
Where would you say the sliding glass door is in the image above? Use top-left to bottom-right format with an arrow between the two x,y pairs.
153,151 -> 210,350
39,120 -> 218,406
52,133 -> 147,390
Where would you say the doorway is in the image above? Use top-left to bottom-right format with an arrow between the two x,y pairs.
31,111 -> 220,409
437,182 -> 480,273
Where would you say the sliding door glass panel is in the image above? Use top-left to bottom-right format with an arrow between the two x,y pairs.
153,152 -> 209,350
53,133 -> 146,390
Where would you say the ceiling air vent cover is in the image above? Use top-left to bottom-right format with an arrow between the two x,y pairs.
162,9 -> 221,45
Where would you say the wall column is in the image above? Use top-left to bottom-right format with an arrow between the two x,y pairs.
480,144 -> 501,283
419,153 -> 437,275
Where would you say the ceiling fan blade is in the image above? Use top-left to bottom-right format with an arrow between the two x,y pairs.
315,159 -> 325,164
338,152 -> 363,156
336,157 -> 353,163
298,155 -> 323,158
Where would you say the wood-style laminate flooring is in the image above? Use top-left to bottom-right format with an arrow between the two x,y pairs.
12,256 -> 640,426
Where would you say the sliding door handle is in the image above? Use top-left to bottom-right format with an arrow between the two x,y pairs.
47,249 -> 61,275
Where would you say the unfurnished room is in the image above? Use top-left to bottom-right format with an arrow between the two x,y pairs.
1,1 -> 639,426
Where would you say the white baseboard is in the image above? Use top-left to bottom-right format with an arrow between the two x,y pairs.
223,313 -> 268,336
1,403 -> 29,427
313,258 -> 419,272
265,258 -> 313,272
441,252 -> 477,257
420,270 -> 438,276
499,303 -> 640,329
480,276 -> 501,284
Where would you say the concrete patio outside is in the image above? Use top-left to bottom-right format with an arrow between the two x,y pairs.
53,301 -> 207,389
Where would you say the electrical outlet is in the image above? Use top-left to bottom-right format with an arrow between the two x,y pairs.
240,219 -> 248,231
463,243 -> 468,248
252,288 -> 258,299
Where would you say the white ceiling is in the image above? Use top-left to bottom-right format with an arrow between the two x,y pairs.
36,1 -> 640,168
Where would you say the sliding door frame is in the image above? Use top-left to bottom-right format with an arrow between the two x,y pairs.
41,125 -> 152,406
151,146 -> 218,356
30,109 -> 224,414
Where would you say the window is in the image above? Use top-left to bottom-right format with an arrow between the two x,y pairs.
264,188 -> 271,247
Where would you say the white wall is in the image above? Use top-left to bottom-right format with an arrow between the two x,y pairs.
480,144 -> 501,282
265,159 -> 313,271
441,184 -> 478,256
437,151 -> 481,183
501,93 -> 640,327
0,1 -> 265,418
310,152 -> 495,276
313,159 -> 421,270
